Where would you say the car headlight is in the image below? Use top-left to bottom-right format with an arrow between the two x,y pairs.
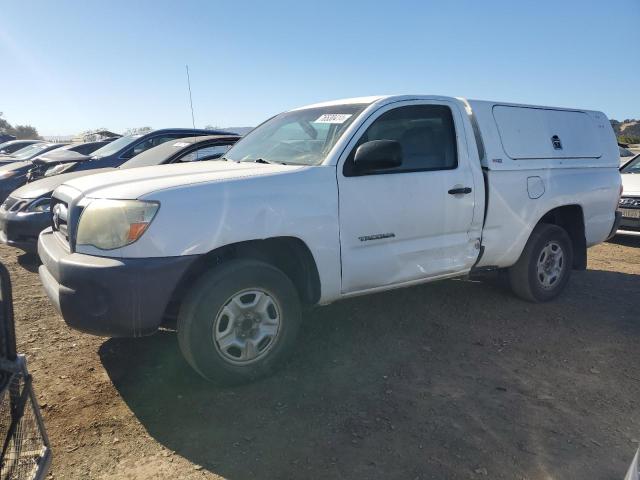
76,199 -> 159,250
25,197 -> 51,213
44,162 -> 76,177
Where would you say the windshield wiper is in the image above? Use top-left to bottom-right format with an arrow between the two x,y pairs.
248,158 -> 286,165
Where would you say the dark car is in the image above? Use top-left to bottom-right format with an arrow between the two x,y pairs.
0,135 -> 239,252
26,140 -> 113,181
0,139 -> 42,155
0,143 -> 103,204
45,128 -> 231,177
0,134 -> 16,143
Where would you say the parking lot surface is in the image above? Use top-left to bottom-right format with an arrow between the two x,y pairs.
1,237 -> 639,479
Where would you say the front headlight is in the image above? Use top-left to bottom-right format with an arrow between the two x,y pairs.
76,199 -> 160,250
44,162 -> 76,177
25,197 -> 51,213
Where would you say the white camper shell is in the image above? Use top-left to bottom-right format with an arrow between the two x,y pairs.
466,100 -> 618,169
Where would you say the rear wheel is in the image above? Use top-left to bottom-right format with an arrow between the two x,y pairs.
177,259 -> 302,384
508,224 -> 573,302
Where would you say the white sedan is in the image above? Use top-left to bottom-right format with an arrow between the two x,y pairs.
619,154 -> 640,235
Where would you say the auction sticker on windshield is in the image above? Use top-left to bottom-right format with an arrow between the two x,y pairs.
314,114 -> 353,124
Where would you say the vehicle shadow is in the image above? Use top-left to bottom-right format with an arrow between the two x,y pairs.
16,252 -> 39,273
99,268 -> 640,479
609,234 -> 640,248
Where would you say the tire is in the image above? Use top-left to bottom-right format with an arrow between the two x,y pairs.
508,224 -> 573,302
177,259 -> 302,384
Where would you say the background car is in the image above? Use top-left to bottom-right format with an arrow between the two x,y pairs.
0,134 -> 16,143
0,139 -> 43,155
0,142 -> 110,204
0,141 -> 63,163
51,128 -> 233,176
27,139 -> 113,181
618,153 -> 640,234
0,135 -> 239,252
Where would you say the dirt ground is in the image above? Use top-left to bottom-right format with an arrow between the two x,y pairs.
1,236 -> 639,480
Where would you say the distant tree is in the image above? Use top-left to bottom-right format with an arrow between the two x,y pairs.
619,135 -> 640,145
0,112 -> 41,139
123,126 -> 153,136
12,125 -> 40,139
0,112 -> 12,134
204,124 -> 220,130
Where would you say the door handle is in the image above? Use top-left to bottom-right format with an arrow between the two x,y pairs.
448,187 -> 472,195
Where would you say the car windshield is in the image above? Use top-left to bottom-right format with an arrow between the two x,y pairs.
89,135 -> 141,158
224,104 -> 367,166
621,155 -> 640,174
10,143 -> 53,160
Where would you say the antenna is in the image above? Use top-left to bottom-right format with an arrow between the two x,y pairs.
185,65 -> 196,130
185,64 -> 199,160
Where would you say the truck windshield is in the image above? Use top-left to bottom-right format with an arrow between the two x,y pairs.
225,104 -> 367,166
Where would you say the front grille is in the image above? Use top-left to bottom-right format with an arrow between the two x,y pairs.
619,196 -> 640,209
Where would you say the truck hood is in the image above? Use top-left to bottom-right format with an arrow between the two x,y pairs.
622,173 -> 640,196
12,167 -> 115,199
61,160 -> 304,200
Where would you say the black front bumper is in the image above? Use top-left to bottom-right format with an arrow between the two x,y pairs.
0,209 -> 49,253
38,229 -> 197,337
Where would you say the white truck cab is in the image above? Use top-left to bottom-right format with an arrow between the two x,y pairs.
37,95 -> 621,383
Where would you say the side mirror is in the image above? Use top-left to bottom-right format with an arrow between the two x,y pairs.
354,140 -> 402,171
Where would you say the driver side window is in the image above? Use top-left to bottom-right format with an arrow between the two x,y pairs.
343,104 -> 458,176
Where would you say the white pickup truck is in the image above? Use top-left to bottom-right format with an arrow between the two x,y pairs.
37,95 -> 621,383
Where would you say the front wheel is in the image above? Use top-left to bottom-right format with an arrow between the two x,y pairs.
508,224 -> 573,302
177,259 -> 302,384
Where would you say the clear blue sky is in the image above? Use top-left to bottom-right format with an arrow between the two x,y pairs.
1,0 -> 638,136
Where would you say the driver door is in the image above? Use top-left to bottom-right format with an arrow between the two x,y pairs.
337,100 -> 479,293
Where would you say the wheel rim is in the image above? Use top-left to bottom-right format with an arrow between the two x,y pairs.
212,289 -> 282,365
536,241 -> 565,290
